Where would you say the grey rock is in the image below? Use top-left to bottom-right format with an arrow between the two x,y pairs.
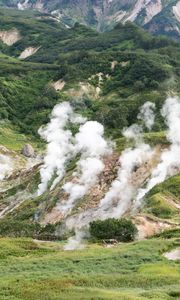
21,144 -> 35,158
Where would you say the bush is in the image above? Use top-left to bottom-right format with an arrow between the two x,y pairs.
89,218 -> 137,242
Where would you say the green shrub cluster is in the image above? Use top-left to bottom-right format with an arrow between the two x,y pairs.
90,218 -> 137,242
0,219 -> 60,240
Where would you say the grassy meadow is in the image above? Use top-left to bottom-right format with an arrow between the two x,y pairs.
0,237 -> 179,300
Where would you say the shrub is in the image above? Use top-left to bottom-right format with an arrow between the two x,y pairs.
89,218 -> 137,242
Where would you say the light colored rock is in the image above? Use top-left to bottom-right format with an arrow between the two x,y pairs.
51,79 -> 66,91
33,0 -> 44,12
135,215 -> 171,239
125,0 -> 149,22
18,0 -> 29,10
21,144 -> 35,158
19,47 -> 40,59
164,249 -> 180,260
115,10 -> 127,22
0,28 -> 21,46
111,61 -> 118,70
173,1 -> 180,22
144,0 -> 162,24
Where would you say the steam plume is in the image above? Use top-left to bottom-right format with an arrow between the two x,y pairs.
97,101 -> 156,218
64,229 -> 88,250
37,102 -> 85,196
134,97 -> 180,208
138,101 -> 155,130
64,102 -> 156,249
60,121 -> 112,214
98,144 -> 153,219
0,154 -> 13,181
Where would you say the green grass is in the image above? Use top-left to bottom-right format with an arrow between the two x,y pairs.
0,238 -> 179,299
144,193 -> 178,219
115,131 -> 167,153
147,175 -> 180,201
143,175 -> 180,220
0,121 -> 38,151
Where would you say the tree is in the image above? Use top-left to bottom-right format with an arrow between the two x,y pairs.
89,218 -> 137,242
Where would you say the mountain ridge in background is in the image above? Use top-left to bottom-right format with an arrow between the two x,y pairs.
0,0 -> 180,39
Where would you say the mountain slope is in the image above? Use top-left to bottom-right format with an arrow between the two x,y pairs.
0,0 -> 179,39
0,8 -> 179,241
0,8 -> 179,135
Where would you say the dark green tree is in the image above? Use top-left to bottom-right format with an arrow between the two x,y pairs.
90,218 -> 137,242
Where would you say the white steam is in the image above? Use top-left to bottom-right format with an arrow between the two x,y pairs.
64,229 -> 87,250
64,101 -> 156,249
135,97 -> 180,208
60,121 -> 112,214
97,101 -> 156,219
98,144 -> 153,219
0,154 -> 13,181
138,101 -> 156,130
37,102 -> 85,196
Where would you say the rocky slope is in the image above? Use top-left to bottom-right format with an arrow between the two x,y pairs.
0,0 -> 180,39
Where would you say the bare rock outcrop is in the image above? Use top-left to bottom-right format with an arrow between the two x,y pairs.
0,28 -> 21,46
19,47 -> 40,59
21,144 -> 35,158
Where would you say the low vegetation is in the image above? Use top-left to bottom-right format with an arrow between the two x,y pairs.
143,174 -> 180,219
0,9 -> 179,137
90,218 -> 137,242
0,237 -> 179,299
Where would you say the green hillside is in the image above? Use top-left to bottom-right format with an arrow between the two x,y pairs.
0,8 -> 179,137
0,9 -> 179,300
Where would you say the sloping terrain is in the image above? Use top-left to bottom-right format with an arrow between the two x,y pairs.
0,8 -> 179,300
0,0 -> 180,39
0,8 -> 179,241
0,8 -> 179,136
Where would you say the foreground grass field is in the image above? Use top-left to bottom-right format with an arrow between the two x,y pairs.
0,238 -> 179,300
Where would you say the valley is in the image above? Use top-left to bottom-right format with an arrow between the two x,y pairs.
0,6 -> 179,300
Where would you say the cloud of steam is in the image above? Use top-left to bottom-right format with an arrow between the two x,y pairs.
123,124 -> 143,144
97,101 -> 156,219
134,96 -> 180,209
60,121 -> 112,215
97,144 -> 153,219
123,101 -> 155,143
64,102 -> 156,249
37,102 -> 85,196
138,101 -> 156,130
0,154 -> 13,181
64,229 -> 88,250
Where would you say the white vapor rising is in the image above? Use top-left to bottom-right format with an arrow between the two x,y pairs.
61,121 -> 112,214
123,124 -> 143,144
138,101 -> 156,130
97,101 -> 156,219
64,102 -> 156,249
123,101 -> 155,142
97,143 -> 153,219
135,97 -> 180,209
64,230 -> 88,250
0,154 -> 13,181
37,102 -> 85,196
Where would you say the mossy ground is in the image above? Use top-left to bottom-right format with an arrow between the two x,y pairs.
0,121 -> 39,151
0,238 -> 179,300
143,175 -> 180,221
